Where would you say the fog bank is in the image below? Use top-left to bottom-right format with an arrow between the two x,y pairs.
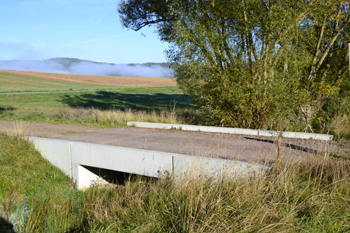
0,59 -> 173,78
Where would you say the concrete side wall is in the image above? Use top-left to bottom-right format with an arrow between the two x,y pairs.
75,165 -> 103,190
173,154 -> 265,181
27,137 -> 268,190
27,137 -> 72,177
127,122 -> 334,141
70,142 -> 173,178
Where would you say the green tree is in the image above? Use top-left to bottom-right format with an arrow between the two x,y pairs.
119,0 -> 350,130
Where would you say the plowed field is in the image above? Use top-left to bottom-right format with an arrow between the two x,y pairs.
0,69 -> 177,92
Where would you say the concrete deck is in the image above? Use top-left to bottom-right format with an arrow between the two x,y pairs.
54,127 -> 333,165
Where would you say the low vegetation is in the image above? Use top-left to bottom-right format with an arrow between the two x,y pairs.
2,86 -> 350,140
0,87 -> 197,128
1,133 -> 350,232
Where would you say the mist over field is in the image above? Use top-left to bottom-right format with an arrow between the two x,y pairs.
0,58 -> 173,78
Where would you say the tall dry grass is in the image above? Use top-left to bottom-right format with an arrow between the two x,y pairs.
330,114 -> 350,141
81,152 -> 350,232
55,107 -> 186,128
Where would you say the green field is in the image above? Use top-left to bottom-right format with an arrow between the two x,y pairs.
0,69 -> 194,127
0,86 -> 197,128
0,71 -> 114,92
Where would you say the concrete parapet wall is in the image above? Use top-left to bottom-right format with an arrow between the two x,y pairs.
173,154 -> 266,182
70,142 -> 173,178
127,122 -> 334,141
26,137 -> 267,190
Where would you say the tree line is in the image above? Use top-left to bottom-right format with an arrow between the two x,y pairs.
118,0 -> 350,132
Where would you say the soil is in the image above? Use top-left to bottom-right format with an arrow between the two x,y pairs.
1,121 -> 348,165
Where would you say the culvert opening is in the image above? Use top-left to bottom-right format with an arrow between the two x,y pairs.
81,165 -> 158,186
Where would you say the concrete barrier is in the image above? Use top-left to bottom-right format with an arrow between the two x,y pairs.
26,137 -> 267,190
127,122 -> 334,141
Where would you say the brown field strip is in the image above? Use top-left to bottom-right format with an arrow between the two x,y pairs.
0,69 -> 177,87
0,77 -> 48,87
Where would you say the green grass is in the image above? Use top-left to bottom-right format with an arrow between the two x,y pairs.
0,71 -> 116,93
2,133 -> 350,232
0,133 -> 84,232
0,87 -> 197,128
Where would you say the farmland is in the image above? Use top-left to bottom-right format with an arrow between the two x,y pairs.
0,69 -> 176,93
0,70 -> 195,129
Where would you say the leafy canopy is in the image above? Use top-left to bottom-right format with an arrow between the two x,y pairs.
119,0 -> 350,130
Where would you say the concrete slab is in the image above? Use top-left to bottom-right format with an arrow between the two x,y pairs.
54,127 -> 336,165
127,122 -> 334,141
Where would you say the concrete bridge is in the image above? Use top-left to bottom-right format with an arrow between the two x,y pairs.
27,122 -> 333,190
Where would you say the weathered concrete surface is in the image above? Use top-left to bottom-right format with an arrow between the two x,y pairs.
54,127 -> 337,165
127,122 -> 334,141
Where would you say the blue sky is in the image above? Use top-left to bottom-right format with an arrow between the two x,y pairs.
0,0 -> 169,64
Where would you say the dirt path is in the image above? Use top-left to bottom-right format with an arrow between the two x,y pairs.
0,121 -> 97,138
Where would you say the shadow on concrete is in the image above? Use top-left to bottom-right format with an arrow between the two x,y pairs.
60,91 -> 194,111
0,216 -> 15,233
82,165 -> 158,186
244,137 -> 319,154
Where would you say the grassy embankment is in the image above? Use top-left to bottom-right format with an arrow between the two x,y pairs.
0,69 -> 196,128
1,133 -> 350,232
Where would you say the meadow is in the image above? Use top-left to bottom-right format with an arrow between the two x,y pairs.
0,69 -> 196,128
1,70 -> 350,232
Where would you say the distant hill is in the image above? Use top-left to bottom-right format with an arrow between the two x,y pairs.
46,57 -> 171,70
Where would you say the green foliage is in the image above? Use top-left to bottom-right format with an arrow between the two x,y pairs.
119,0 -> 350,131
